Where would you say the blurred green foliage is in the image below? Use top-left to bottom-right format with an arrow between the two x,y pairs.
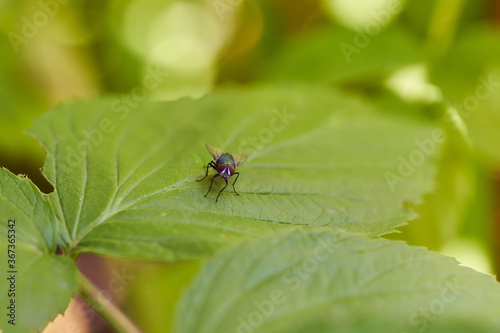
1,0 -> 500,332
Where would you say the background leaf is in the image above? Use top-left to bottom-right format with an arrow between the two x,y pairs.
262,25 -> 419,84
0,168 -> 78,333
28,85 -> 440,261
176,229 -> 500,333
429,25 -> 500,167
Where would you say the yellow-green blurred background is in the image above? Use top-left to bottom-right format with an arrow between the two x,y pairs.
2,0 -> 500,332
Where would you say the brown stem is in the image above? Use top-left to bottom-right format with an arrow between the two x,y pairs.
78,273 -> 142,333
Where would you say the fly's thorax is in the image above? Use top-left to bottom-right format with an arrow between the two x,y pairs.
217,153 -> 235,167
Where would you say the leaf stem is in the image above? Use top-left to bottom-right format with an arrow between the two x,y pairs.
78,273 -> 142,333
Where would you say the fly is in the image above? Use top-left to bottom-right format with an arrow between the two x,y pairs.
197,143 -> 248,202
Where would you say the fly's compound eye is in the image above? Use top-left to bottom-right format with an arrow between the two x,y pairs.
217,163 -> 234,178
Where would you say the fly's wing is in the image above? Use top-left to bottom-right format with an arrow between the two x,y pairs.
232,153 -> 248,167
205,143 -> 225,161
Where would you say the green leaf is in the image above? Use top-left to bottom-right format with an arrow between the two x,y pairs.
262,25 -> 419,84
0,168 -> 79,333
27,85 -> 440,260
176,229 -> 500,333
0,167 -> 56,251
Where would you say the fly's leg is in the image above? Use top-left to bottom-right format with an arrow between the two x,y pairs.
197,161 -> 217,182
216,178 -> 229,202
232,172 -> 240,196
205,174 -> 219,197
